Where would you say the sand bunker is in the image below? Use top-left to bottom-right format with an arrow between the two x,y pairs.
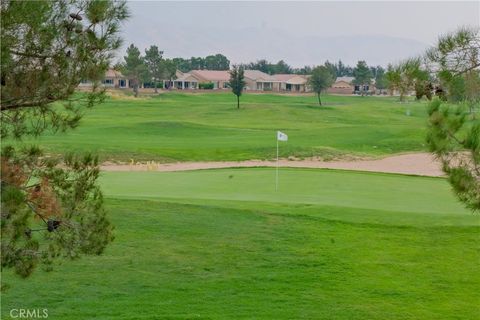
101,153 -> 444,177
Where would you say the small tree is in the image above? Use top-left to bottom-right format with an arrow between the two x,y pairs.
385,58 -> 427,102
144,45 -> 164,93
426,27 -> 480,212
122,44 -> 148,97
229,65 -> 245,109
353,61 -> 373,96
307,66 -> 334,106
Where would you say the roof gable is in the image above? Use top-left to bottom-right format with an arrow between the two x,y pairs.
244,70 -> 276,81
190,70 -> 230,81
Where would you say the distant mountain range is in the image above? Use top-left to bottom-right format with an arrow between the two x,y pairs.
126,26 -> 431,67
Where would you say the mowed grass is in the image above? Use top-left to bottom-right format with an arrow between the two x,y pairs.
19,92 -> 429,161
99,168 -> 476,226
2,169 -> 479,319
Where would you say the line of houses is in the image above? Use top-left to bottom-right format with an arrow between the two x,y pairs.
79,68 -> 376,94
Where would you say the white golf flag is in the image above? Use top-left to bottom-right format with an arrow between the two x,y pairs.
277,131 -> 288,141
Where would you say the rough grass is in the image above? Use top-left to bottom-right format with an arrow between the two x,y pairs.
17,92 -> 429,162
2,169 -> 479,319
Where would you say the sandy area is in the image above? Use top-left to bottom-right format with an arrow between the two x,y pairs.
101,153 -> 444,177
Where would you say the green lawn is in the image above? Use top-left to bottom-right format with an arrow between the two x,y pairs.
2,169 -> 479,319
18,92 -> 429,162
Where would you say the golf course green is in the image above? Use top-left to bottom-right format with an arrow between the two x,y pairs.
2,92 -> 478,319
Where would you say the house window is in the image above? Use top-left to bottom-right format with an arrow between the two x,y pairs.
118,79 -> 126,87
223,82 -> 230,89
102,79 -> 114,85
256,82 -> 263,90
263,82 -> 272,90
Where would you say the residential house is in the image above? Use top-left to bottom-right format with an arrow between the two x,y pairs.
165,70 -> 200,90
78,68 -> 129,88
328,76 -> 354,94
273,74 -> 309,92
243,70 -> 280,91
327,76 -> 376,94
192,70 -> 231,89
165,70 -> 230,90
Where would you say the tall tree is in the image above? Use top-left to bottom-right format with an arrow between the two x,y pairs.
162,59 -> 177,89
204,54 -> 230,70
1,0 -> 128,279
122,44 -> 147,97
172,57 -> 190,72
293,65 -> 313,75
274,60 -> 292,74
324,60 -> 337,79
337,60 -> 346,76
247,59 -> 271,74
307,66 -> 334,106
190,56 -> 204,70
229,65 -> 246,109
374,66 -> 387,94
426,27 -> 480,212
353,60 -> 373,96
144,45 -> 164,93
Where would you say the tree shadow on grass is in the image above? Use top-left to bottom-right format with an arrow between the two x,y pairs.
306,104 -> 335,110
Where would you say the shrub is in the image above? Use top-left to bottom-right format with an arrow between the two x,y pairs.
199,82 -> 214,90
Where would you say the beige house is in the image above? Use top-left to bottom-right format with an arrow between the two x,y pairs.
327,76 -> 376,94
164,69 -> 381,95
166,69 -> 288,92
273,74 -> 309,92
192,70 -> 230,89
165,70 -> 230,90
243,70 -> 280,91
165,70 -> 200,90
79,69 -> 129,88
328,76 -> 355,94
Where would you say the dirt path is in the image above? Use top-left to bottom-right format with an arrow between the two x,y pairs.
101,153 -> 444,177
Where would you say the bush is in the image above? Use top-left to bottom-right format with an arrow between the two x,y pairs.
199,82 -> 214,90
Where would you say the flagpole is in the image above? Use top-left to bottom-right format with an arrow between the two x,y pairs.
276,138 -> 279,191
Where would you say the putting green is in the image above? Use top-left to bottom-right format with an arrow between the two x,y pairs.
100,168 -> 476,226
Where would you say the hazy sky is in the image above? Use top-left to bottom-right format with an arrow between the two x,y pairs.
120,1 -> 479,66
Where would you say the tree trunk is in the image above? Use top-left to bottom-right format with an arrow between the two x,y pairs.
154,80 -> 158,93
237,95 -> 240,109
317,92 -> 322,106
134,84 -> 138,97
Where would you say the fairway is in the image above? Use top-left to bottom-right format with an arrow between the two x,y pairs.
18,92 -> 429,162
2,168 -> 479,319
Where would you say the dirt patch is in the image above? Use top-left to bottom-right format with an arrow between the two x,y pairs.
100,153 -> 444,177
